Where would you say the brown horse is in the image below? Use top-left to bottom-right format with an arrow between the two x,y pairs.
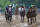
26,11 -> 33,24
26,7 -> 33,24
32,7 -> 37,22
31,6 -> 37,22
26,7 -> 37,24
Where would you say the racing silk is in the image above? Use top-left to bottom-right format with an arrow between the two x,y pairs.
8,6 -> 12,16
9,7 -> 11,11
21,8 -> 24,11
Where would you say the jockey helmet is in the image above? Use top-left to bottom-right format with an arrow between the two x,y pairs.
9,4 -> 11,6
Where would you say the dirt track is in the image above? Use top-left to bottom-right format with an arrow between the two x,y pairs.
0,14 -> 40,27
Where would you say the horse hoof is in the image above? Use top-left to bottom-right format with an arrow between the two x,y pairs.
22,21 -> 24,23
21,21 -> 24,23
28,24 -> 32,25
34,21 -> 36,23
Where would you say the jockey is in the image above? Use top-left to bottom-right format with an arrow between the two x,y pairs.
7,4 -> 13,17
15,4 -> 18,15
5,4 -> 12,21
5,4 -> 12,14
8,4 -> 12,14
8,4 -> 12,11
33,5 -> 36,11
21,6 -> 25,11
6,4 -> 12,13
28,5 -> 33,12
8,4 -> 12,21
27,5 -> 33,17
20,6 -> 25,16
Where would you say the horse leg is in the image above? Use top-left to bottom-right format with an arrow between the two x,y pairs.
23,16 -> 24,21
30,18 -> 32,24
23,16 -> 24,23
9,17 -> 11,21
35,16 -> 36,21
8,16 -> 9,21
28,18 -> 29,23
21,16 -> 23,23
6,16 -> 8,21
21,16 -> 22,20
5,14 -> 8,21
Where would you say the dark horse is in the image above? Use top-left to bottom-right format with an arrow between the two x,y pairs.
32,8 -> 37,22
26,7 -> 37,24
26,11 -> 33,24
5,6 -> 12,21
20,10 -> 25,22
26,7 -> 33,24
32,6 -> 37,22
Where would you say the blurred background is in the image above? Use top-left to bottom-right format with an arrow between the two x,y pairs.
0,0 -> 40,15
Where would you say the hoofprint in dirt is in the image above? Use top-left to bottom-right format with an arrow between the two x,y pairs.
0,14 -> 40,27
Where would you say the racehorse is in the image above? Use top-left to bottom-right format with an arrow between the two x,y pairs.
26,7 -> 33,24
20,6 -> 25,23
32,7 -> 37,22
5,6 -> 12,21
26,7 -> 37,24
8,6 -> 12,21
